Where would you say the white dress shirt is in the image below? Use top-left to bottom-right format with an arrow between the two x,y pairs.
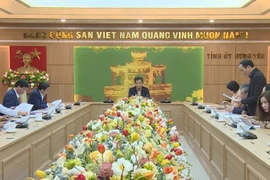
0,104 -> 18,117
39,90 -> 45,100
13,88 -> 20,98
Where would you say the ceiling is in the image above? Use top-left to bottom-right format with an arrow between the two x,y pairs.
0,0 -> 270,24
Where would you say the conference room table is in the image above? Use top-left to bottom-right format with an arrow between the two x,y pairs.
0,102 -> 92,180
0,102 -> 269,180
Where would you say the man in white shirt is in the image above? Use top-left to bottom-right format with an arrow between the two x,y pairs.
2,80 -> 29,108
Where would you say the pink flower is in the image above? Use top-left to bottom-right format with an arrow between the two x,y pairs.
139,158 -> 149,165
99,162 -> 113,177
109,131 -> 118,137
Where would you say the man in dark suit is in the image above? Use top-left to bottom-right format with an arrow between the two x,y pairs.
238,59 -> 266,116
2,79 -> 29,108
28,82 -> 50,110
128,76 -> 150,98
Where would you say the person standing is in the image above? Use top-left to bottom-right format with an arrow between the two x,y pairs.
238,59 -> 266,116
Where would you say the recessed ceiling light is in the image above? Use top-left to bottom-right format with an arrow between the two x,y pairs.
209,19 -> 214,23
61,19 -> 66,22
138,20 -> 143,23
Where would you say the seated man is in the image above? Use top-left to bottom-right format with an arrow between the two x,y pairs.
225,83 -> 249,114
128,76 -> 150,98
3,79 -> 29,108
28,82 -> 50,111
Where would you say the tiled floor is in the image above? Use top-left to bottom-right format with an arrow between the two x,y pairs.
180,136 -> 210,180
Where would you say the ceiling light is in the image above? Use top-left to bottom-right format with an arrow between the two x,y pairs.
61,19 -> 66,22
209,19 -> 214,23
138,20 -> 143,23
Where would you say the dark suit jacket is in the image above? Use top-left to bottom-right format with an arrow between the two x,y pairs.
28,88 -> 48,110
2,89 -> 20,108
128,86 -> 150,98
232,104 -> 248,115
241,68 -> 266,116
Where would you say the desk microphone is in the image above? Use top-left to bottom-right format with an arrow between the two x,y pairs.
103,98 -> 114,103
65,104 -> 72,110
160,97 -> 171,103
74,99 -> 82,106
42,108 -> 55,120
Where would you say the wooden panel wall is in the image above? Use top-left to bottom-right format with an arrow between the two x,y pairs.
0,44 -> 268,103
0,46 -> 9,102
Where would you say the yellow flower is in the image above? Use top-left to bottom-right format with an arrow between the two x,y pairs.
161,159 -> 170,166
179,164 -> 185,171
173,142 -> 180,148
143,143 -> 153,153
138,115 -> 145,121
104,150 -> 115,163
89,151 -> 100,161
35,170 -> 46,179
191,89 -> 203,100
160,127 -> 166,134
131,132 -> 140,141
145,130 -> 152,138
185,97 -> 193,102
110,175 -> 123,180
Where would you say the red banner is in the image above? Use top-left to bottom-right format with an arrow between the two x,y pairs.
10,46 -> 46,71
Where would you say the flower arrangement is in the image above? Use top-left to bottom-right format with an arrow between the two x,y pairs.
1,69 -> 49,88
35,96 -> 192,180
185,89 -> 203,103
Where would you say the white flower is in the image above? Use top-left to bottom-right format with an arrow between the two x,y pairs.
56,156 -> 66,167
53,176 -> 61,180
112,158 -> 133,176
92,120 -> 102,130
74,143 -> 85,157
67,166 -> 85,175
131,154 -> 137,164
169,126 -> 177,135
165,172 -> 174,180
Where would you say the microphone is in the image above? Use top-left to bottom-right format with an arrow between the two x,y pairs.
160,97 -> 171,103
74,99 -> 82,106
103,97 -> 114,103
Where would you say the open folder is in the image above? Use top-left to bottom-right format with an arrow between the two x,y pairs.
14,103 -> 33,115
30,99 -> 62,114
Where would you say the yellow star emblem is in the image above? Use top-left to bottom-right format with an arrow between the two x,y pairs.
30,48 -> 41,60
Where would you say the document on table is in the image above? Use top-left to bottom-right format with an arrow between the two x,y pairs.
223,94 -> 238,101
14,103 -> 33,114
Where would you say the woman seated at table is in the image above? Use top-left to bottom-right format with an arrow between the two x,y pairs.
222,80 -> 241,108
224,84 -> 249,114
253,91 -> 270,128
